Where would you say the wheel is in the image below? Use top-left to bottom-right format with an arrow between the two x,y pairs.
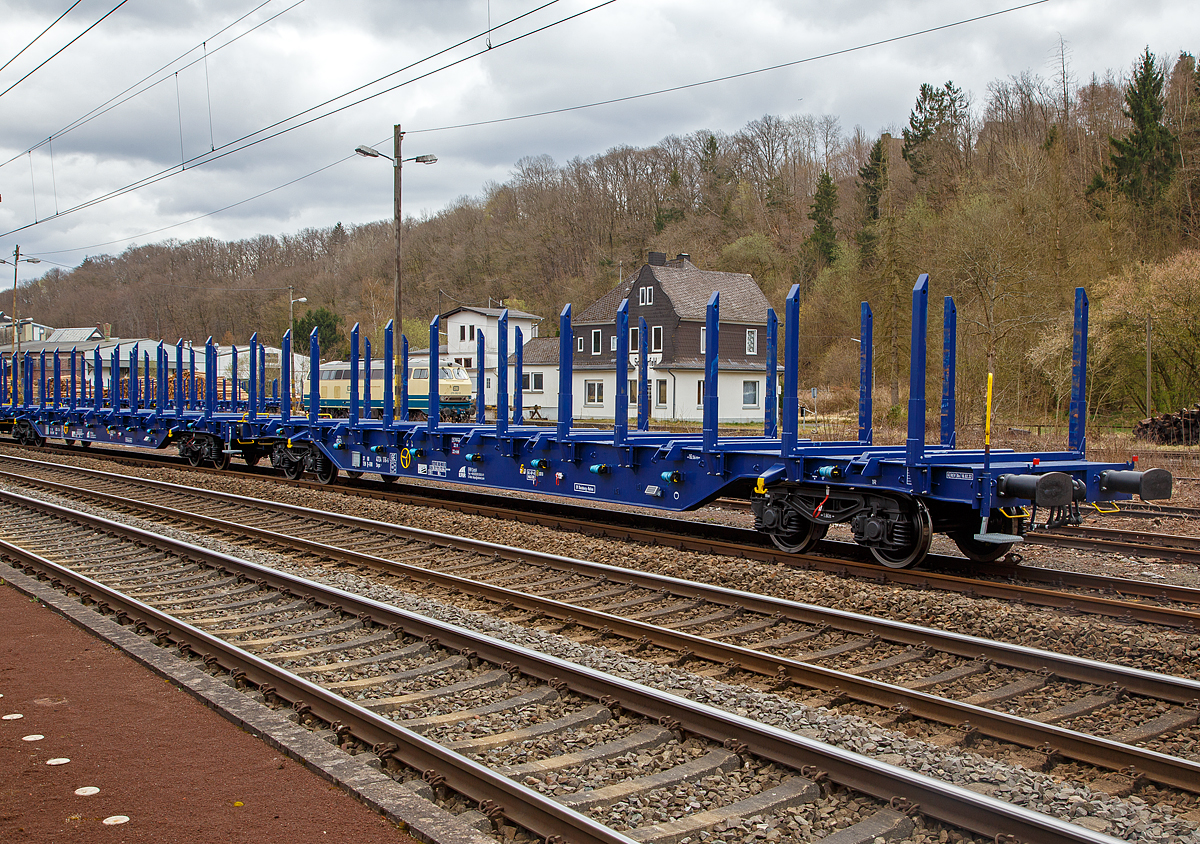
315,456 -> 338,485
950,511 -> 1020,563
242,446 -> 261,467
869,500 -> 933,569
186,447 -> 203,467
64,438 -> 76,447
346,471 -> 363,480
211,446 -> 231,471
379,474 -> 398,484
79,440 -> 91,448
769,519 -> 828,554
282,459 -> 304,480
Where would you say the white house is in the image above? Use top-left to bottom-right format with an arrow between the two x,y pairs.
442,305 -> 543,406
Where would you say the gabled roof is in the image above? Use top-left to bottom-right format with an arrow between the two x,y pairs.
575,258 -> 769,325
507,336 -> 559,367
47,327 -> 104,343
441,305 -> 543,322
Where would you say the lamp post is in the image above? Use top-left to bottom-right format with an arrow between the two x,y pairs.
355,124 -> 436,352
0,245 -> 41,404
288,286 -> 307,399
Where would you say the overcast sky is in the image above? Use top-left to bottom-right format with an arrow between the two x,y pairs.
0,0 -> 1196,277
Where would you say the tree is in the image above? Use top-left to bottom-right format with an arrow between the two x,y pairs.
295,307 -> 346,360
902,82 -> 970,177
805,171 -> 838,267
856,137 -> 888,259
1094,48 -> 1177,209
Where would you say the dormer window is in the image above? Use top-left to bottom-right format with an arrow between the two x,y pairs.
638,286 -> 654,306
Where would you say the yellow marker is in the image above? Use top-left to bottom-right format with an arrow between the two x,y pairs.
754,476 -> 767,495
984,372 -> 993,448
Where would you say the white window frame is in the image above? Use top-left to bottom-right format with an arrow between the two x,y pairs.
699,327 -> 706,355
746,329 -> 758,356
628,379 -> 637,404
644,286 -> 653,305
522,371 -> 544,392
651,325 -> 663,352
585,379 -> 604,406
591,329 -> 602,355
629,326 -> 639,352
610,335 -> 617,352
578,336 -> 585,353
656,378 -> 667,407
696,379 -> 705,407
742,379 -> 760,408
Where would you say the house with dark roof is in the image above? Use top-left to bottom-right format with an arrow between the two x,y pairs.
571,252 -> 773,423
505,335 -> 561,422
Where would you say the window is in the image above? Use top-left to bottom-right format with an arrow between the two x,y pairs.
585,380 -> 604,405
591,330 -> 601,355
610,335 -> 617,352
469,325 -> 476,341
651,325 -> 663,352
743,380 -> 760,408
656,378 -> 667,407
638,285 -> 653,306
629,379 -> 637,404
699,327 -> 706,354
696,379 -> 705,406
454,356 -> 472,369
459,325 -> 466,342
629,326 -> 639,352
746,329 -> 758,356
411,368 -> 429,380
577,337 -> 585,353
486,377 -> 492,389
522,372 -> 544,392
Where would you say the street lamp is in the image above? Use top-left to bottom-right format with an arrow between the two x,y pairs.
355,124 -> 436,352
0,245 -> 41,404
288,286 -> 307,401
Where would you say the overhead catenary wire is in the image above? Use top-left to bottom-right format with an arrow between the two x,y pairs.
0,0 -> 298,169
0,1 -> 131,101
2,0 -> 600,238
17,0 -> 1049,257
0,0 -> 83,76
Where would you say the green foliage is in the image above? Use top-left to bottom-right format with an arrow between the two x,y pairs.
400,318 -> 430,350
295,307 -> 346,359
1106,48 -> 1178,208
901,81 -> 969,178
805,172 -> 838,268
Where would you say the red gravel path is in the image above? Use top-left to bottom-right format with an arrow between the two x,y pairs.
0,582 -> 419,843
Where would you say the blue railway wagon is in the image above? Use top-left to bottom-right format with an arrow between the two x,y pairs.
0,281 -> 1172,569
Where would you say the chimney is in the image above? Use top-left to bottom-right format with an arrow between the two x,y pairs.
648,251 -> 667,266
103,323 -> 111,340
674,253 -> 690,264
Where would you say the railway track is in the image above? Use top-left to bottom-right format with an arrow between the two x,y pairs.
1,490 -> 1113,844
5,450 -> 1200,631
6,460 -> 1200,815
1029,525 -> 1200,564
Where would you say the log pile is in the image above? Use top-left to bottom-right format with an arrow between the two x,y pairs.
1134,404 -> 1200,444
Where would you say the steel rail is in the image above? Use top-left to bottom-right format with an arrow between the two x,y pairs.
1028,526 -> 1200,563
9,471 -> 1200,790
0,540 -> 634,844
8,467 -> 1200,704
0,490 -> 1122,844
5,455 -> 1200,629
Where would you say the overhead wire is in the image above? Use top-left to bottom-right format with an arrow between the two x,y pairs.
0,0 -> 296,168
0,1 -> 131,101
3,0 -> 604,237
19,0 -> 1047,256
0,0 -> 83,76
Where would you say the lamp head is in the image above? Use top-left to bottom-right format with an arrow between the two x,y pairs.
413,154 -> 438,164
355,145 -> 383,158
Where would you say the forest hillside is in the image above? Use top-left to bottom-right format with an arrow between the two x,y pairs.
23,46 -> 1200,427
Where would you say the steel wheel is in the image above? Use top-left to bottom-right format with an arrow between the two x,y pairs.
211,446 -> 231,471
951,511 -> 1020,563
242,446 -> 261,467
379,474 -> 398,484
315,456 -> 338,485
346,470 -> 363,480
186,446 -> 203,467
769,519 -> 828,554
869,500 -> 933,569
282,459 -> 304,480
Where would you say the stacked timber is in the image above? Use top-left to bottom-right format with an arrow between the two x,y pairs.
1134,404 -> 1200,444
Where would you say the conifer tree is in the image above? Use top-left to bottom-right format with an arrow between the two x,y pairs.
806,171 -> 838,266
1095,47 -> 1178,207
